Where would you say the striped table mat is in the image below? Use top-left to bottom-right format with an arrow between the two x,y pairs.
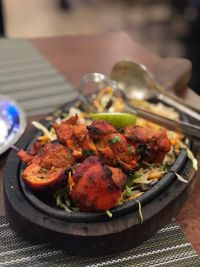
0,216 -> 199,267
0,39 -> 77,116
0,38 -> 199,266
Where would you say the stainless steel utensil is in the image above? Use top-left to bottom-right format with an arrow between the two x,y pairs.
0,95 -> 26,155
77,73 -> 200,140
110,61 -> 200,121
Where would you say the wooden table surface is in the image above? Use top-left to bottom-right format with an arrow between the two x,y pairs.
0,31 -> 200,254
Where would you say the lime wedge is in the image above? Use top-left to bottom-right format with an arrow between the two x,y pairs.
91,112 -> 137,128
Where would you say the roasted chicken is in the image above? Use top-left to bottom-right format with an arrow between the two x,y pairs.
70,155 -> 127,211
123,125 -> 171,163
18,141 -> 74,191
88,120 -> 138,170
18,115 -> 171,212
53,115 -> 97,160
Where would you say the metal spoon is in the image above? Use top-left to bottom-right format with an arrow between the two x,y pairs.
110,60 -> 200,121
0,95 -> 27,155
77,73 -> 200,140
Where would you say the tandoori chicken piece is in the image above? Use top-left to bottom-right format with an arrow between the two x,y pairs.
53,115 -> 97,160
18,141 -> 74,191
87,120 -> 117,139
88,120 -> 138,170
70,155 -> 127,211
123,126 -> 171,163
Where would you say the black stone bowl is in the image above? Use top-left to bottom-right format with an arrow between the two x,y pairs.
16,99 -> 190,223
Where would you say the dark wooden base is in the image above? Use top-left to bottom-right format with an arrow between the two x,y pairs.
4,142 -> 198,256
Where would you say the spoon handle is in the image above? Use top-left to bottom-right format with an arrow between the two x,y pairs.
156,92 -> 200,121
124,102 -> 200,140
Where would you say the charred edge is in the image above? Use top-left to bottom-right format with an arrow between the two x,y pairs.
103,166 -> 118,192
87,125 -> 104,136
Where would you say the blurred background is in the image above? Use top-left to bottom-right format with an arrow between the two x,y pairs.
0,0 -> 199,94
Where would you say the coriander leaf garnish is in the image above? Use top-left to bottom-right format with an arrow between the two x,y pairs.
108,135 -> 121,144
128,144 -> 134,154
82,149 -> 94,156
136,144 -> 147,155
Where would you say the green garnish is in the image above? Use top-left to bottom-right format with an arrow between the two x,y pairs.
136,144 -> 147,155
125,185 -> 132,196
108,135 -> 121,144
82,149 -> 94,156
128,172 -> 143,180
128,144 -> 134,154
53,188 -> 72,212
106,210 -> 113,218
91,112 -> 137,128
127,172 -> 143,186
163,162 -> 170,171
124,187 -> 143,224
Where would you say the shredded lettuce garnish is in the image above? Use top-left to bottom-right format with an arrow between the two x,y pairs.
125,185 -> 133,196
128,172 -> 142,180
53,189 -> 72,212
127,172 -> 143,186
135,199 -> 143,224
106,210 -> 113,218
175,172 -> 188,184
32,121 -> 53,140
124,186 -> 143,224
133,173 -> 152,184
180,142 -> 198,171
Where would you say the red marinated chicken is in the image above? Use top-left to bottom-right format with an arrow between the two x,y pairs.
123,126 -> 171,163
53,115 -> 97,160
17,115 -> 172,212
18,142 -> 74,191
88,120 -> 138,170
70,156 -> 127,211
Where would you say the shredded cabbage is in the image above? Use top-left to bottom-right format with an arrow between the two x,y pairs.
180,142 -> 198,171
105,210 -> 112,218
135,199 -> 143,224
32,121 -> 54,140
175,172 -> 188,184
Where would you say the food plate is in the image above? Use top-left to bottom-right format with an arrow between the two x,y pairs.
3,97 -> 198,256
19,100 -> 189,222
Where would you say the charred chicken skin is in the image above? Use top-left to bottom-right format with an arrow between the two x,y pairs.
123,126 -> 171,163
18,141 -> 74,191
88,120 -> 138,170
53,115 -> 97,160
71,156 -> 127,211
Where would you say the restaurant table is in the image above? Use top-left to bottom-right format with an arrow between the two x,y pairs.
0,31 -> 200,258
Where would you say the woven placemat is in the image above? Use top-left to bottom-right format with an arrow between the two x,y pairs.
0,38 -> 199,266
0,216 -> 199,267
0,39 -> 77,116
